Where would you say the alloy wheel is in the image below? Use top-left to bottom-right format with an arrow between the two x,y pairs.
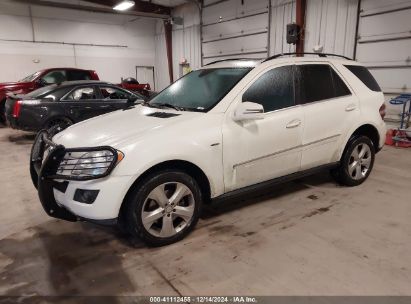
348,143 -> 372,180
141,182 -> 195,238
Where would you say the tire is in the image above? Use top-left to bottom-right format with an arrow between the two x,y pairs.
331,135 -> 375,186
124,170 -> 202,246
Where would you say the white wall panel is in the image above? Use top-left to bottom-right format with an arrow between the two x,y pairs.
356,0 -> 411,94
202,32 -> 268,58
370,68 -> 411,93
305,0 -> 358,57
0,1 -> 156,83
201,0 -> 269,64
269,0 -> 296,55
202,0 -> 268,25
202,13 -> 268,42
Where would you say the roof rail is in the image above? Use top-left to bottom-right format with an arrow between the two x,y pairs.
204,58 -> 261,66
263,52 -> 353,62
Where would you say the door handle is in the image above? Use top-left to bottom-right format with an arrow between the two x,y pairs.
345,104 -> 357,112
286,119 -> 301,128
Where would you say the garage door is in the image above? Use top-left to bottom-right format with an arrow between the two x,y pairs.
356,0 -> 411,94
201,0 -> 270,65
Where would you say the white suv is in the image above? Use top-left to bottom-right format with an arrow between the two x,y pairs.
30,54 -> 386,246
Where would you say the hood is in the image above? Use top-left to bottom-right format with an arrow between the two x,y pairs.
53,105 -> 203,149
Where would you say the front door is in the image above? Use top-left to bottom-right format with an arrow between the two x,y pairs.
222,65 -> 303,192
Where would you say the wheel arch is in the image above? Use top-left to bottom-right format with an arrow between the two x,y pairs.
351,124 -> 380,151
119,160 -> 212,220
338,123 -> 381,160
42,115 -> 74,129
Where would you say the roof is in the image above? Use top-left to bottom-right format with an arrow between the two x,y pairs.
202,53 -> 358,69
54,80 -> 112,87
39,67 -> 94,72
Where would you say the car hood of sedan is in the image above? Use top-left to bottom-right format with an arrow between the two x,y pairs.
52,105 -> 203,149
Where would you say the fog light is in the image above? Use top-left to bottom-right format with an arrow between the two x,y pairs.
73,189 -> 99,204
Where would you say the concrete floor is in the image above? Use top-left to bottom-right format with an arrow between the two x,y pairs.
0,126 -> 411,297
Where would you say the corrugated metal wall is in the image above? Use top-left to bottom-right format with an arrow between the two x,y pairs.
304,0 -> 358,57
269,0 -> 296,55
356,0 -> 411,94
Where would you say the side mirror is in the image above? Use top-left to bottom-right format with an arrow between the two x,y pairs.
232,101 -> 264,122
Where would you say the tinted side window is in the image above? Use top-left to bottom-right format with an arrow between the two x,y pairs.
41,70 -> 67,84
330,68 -> 351,97
100,86 -> 131,100
242,65 -> 294,112
67,70 -> 91,81
344,65 -> 381,92
297,64 -> 335,104
65,87 -> 97,101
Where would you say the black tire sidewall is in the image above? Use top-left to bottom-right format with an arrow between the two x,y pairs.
125,170 -> 202,246
340,136 -> 375,186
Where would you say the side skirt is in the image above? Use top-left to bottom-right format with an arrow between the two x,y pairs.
213,162 -> 340,203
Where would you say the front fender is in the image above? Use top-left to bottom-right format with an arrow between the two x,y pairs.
111,116 -> 225,198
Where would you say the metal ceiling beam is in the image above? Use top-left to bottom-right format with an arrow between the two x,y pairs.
14,0 -> 171,19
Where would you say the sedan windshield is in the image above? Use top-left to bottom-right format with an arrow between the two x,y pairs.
19,71 -> 41,83
149,68 -> 251,112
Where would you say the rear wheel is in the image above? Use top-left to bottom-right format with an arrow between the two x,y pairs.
331,135 -> 375,186
124,170 -> 202,246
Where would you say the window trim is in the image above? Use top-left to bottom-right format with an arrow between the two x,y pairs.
97,85 -> 133,101
241,64 -> 297,114
60,85 -> 99,102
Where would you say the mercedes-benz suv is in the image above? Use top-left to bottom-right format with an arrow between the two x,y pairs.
30,53 -> 386,246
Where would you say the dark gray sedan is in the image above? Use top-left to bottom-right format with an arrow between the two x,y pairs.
5,80 -> 144,132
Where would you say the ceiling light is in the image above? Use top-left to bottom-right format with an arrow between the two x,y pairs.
113,0 -> 135,11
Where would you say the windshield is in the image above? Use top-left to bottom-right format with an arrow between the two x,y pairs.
19,71 -> 41,83
149,68 -> 251,112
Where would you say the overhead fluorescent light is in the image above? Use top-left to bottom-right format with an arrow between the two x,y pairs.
113,0 -> 135,11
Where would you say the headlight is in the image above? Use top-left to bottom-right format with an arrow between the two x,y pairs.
56,149 -> 124,179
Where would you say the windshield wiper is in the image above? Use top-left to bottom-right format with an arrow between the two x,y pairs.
150,103 -> 185,111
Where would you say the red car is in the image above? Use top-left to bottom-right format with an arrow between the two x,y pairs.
0,68 -> 99,124
118,77 -> 153,98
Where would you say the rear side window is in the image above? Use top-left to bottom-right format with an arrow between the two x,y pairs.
296,64 -> 351,104
65,87 -> 97,101
330,68 -> 351,97
242,65 -> 295,112
100,86 -> 131,100
344,65 -> 381,92
67,70 -> 91,81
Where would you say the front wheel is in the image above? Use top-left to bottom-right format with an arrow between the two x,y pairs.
331,135 -> 375,186
125,170 -> 202,246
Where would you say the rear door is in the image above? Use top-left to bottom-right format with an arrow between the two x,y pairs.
60,85 -> 113,122
97,85 -> 139,111
296,63 -> 359,170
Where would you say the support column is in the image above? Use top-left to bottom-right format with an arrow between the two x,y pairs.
164,20 -> 174,83
296,0 -> 306,54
